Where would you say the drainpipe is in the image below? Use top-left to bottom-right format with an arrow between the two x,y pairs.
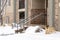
48,0 -> 55,27
13,0 -> 16,23
25,0 -> 28,23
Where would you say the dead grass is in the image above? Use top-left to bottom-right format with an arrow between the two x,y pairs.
45,26 -> 55,34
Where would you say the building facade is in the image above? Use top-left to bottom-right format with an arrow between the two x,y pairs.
1,0 -> 60,31
2,0 -> 19,25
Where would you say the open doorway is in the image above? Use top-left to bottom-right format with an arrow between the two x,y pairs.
31,0 -> 48,25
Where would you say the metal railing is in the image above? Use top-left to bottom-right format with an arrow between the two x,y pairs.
16,13 -> 45,30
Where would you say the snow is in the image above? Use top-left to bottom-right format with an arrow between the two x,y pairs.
0,31 -> 60,40
25,26 -> 40,33
0,25 -> 15,34
0,25 -> 60,40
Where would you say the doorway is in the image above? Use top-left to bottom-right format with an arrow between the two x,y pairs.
31,0 -> 48,25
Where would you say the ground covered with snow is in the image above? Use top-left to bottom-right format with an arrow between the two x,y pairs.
0,25 -> 60,40
0,31 -> 60,40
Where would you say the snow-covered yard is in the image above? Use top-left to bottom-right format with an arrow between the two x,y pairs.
0,25 -> 60,40
0,31 -> 60,40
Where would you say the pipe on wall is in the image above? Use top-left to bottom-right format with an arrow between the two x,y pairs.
13,0 -> 16,23
47,0 -> 55,27
25,0 -> 28,23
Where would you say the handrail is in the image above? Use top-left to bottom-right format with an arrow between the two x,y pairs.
24,13 -> 44,24
19,13 -> 44,24
18,13 -> 44,29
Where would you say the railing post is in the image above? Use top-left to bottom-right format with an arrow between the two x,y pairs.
25,0 -> 28,27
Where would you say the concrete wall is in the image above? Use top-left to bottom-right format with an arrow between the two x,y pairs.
54,0 -> 60,31
2,0 -> 19,25
2,0 -> 14,24
16,0 -> 19,23
32,0 -> 45,9
27,0 -> 32,24
47,0 -> 60,31
58,0 -> 60,31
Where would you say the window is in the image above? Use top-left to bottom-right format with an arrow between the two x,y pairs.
19,0 -> 25,9
19,12 -> 25,19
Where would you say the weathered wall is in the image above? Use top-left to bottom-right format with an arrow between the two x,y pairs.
55,0 -> 60,31
32,0 -> 45,9
28,0 -> 32,24
16,0 -> 19,23
2,0 -> 14,24
2,0 -> 19,25
31,9 -> 47,25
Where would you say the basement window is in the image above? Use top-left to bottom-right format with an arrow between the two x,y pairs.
19,12 -> 25,19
